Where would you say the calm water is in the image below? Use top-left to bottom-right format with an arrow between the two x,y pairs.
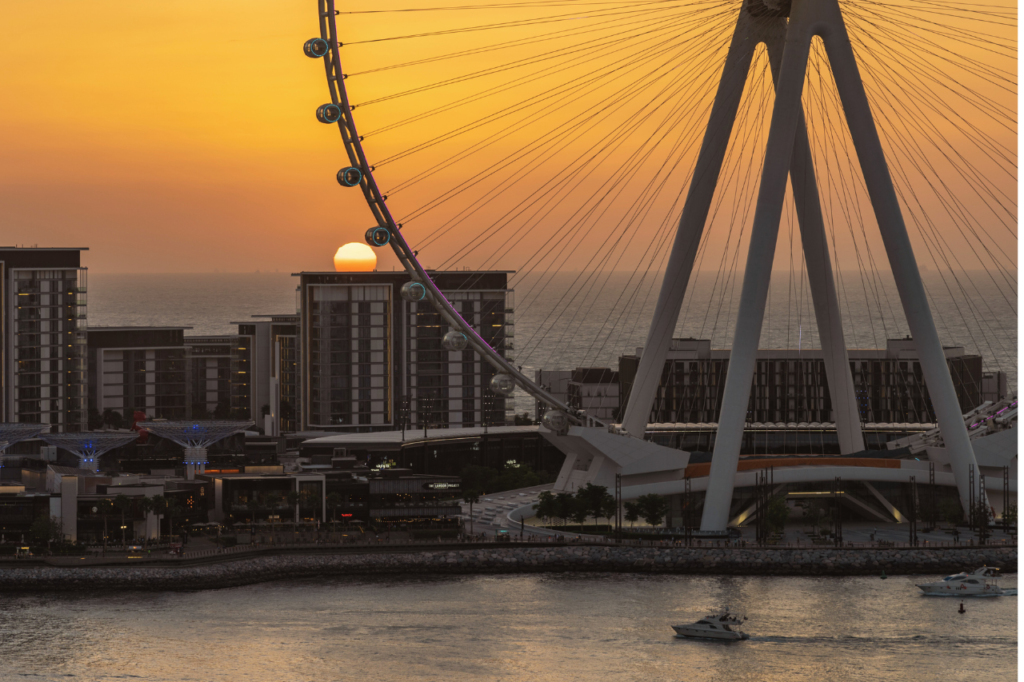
0,574 -> 1015,681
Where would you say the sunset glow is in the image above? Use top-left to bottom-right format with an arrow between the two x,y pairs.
334,243 -> 376,272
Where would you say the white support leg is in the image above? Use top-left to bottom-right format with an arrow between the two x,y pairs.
763,37 -> 865,454
700,0 -> 817,532
819,4 -> 982,511
620,6 -> 783,438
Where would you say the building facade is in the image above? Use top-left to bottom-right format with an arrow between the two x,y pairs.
184,335 -> 238,420
617,337 -> 1003,426
296,271 -> 514,432
0,247 -> 88,432
233,315 -> 301,435
87,327 -> 188,422
566,367 -> 620,422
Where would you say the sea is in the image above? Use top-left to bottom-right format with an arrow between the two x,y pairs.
0,573 -> 1016,681
87,270 -> 1017,415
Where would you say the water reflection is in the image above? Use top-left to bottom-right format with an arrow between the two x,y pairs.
0,573 -> 1016,682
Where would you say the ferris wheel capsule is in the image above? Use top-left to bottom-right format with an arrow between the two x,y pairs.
337,167 -> 362,187
365,226 -> 391,248
489,374 -> 516,396
542,410 -> 569,433
400,281 -> 427,302
316,103 -> 343,123
442,331 -> 469,352
303,38 -> 330,58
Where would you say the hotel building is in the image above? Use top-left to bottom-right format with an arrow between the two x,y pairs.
87,326 -> 188,421
295,271 -> 514,432
0,247 -> 88,432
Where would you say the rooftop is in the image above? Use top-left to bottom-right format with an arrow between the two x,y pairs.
304,425 -> 540,447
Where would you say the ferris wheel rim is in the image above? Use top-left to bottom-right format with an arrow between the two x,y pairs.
311,0 -> 599,428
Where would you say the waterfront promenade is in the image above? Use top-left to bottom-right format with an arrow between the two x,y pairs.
0,534 -> 1014,592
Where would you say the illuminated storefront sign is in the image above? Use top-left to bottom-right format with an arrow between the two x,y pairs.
422,482 -> 461,491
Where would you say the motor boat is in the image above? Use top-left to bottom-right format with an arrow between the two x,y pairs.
672,611 -> 749,640
917,566 -> 1004,597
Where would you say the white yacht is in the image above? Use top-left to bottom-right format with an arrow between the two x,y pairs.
917,566 -> 1004,597
672,612 -> 749,641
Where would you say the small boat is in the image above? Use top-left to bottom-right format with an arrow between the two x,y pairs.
672,611 -> 749,640
917,566 -> 1004,597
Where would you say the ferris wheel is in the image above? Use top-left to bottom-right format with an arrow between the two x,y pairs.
301,0 -> 1016,443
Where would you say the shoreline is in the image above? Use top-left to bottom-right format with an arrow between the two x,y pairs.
0,545 -> 1015,592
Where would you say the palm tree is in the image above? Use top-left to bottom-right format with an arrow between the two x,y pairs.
264,492 -> 283,542
96,498 -> 115,553
164,496 -> 182,539
463,490 -> 480,536
139,496 -> 155,543
245,495 -> 262,542
148,495 -> 166,540
286,491 -> 301,524
326,492 -> 343,533
112,495 -> 133,546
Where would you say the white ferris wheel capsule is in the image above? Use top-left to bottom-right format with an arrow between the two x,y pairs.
442,331 -> 468,352
400,281 -> 426,302
365,226 -> 391,247
303,38 -> 329,58
489,374 -> 516,396
316,103 -> 343,123
542,410 -> 569,433
337,167 -> 362,187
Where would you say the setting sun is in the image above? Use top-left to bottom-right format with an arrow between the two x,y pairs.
333,242 -> 376,272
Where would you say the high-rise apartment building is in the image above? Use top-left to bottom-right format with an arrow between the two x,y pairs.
184,335 -> 239,420
0,248 -> 88,432
233,315 -> 300,435
618,337 -> 1003,425
295,271 -> 514,432
87,327 -> 188,421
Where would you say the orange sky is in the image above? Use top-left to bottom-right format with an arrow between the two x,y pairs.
0,1 -> 1015,277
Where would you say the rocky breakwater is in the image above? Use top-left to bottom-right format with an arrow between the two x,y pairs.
0,545 -> 1015,592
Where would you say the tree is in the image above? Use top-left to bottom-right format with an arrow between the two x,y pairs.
940,498 -> 964,527
164,496 -> 183,537
554,492 -> 575,526
514,412 -> 534,425
464,490 -> 480,535
95,498 -> 115,550
971,499 -> 992,544
624,501 -> 640,528
112,495 -> 134,546
1003,504 -> 1017,531
576,483 -> 609,527
570,497 -> 589,526
637,494 -> 668,528
88,407 -> 104,430
148,495 -> 166,539
300,489 -> 320,522
101,408 -> 124,430
326,492 -> 343,531
534,490 -> 556,524
600,494 -> 618,527
31,514 -> 64,549
286,491 -> 301,523
138,496 -> 155,542
802,501 -> 825,534
766,496 -> 789,536
245,495 -> 262,540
